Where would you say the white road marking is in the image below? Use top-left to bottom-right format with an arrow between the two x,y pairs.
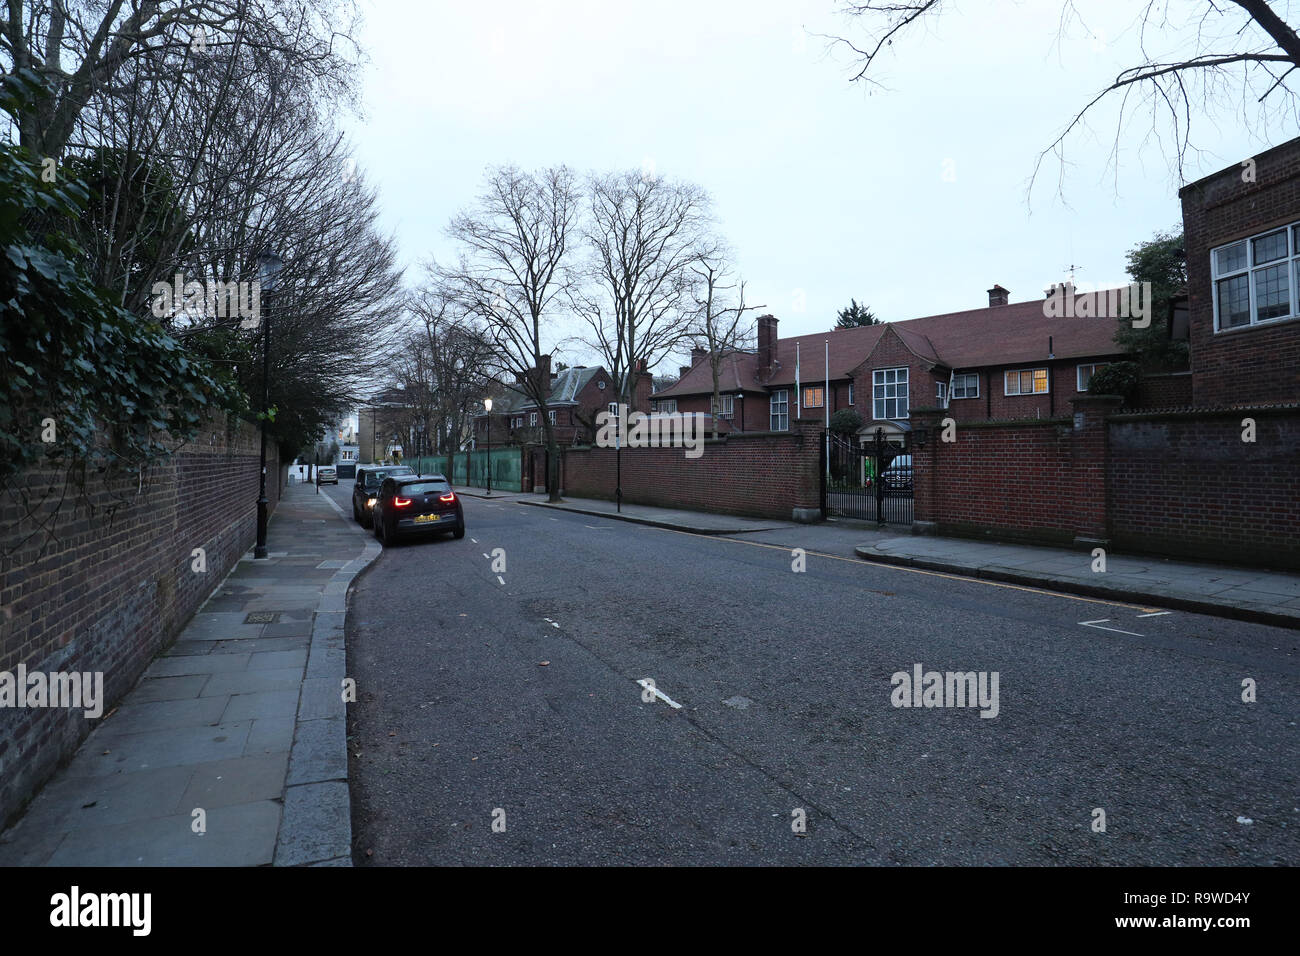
583,525 -> 610,530
482,553 -> 490,560
1137,611 -> 1171,618
542,617 -> 561,628
637,679 -> 682,709
470,538 -> 478,543
1079,619 -> 1143,636
497,575 -> 505,586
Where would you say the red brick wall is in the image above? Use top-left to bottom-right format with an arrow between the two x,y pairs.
1181,139 -> 1300,407
1108,408 -> 1300,568
559,421 -> 823,520
0,412 -> 281,827
912,403 -> 1300,568
1135,372 -> 1194,409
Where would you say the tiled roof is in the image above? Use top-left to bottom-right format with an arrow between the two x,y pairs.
491,366 -> 608,413
653,352 -> 768,399
659,292 -> 1129,396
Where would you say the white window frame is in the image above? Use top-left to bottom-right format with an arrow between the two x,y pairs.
801,386 -> 824,409
710,394 -> 733,419
1077,363 -> 1108,392
608,401 -> 618,417
770,389 -> 789,431
1211,222 -> 1300,332
1004,368 -> 1049,396
548,410 -> 556,425
936,381 -> 948,403
872,367 -> 909,420
529,412 -> 538,427
657,398 -> 678,414
848,384 -> 855,406
951,373 -> 979,400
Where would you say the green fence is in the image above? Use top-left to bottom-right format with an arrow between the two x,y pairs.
412,449 -> 520,492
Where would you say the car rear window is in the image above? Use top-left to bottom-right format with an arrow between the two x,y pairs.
399,481 -> 452,495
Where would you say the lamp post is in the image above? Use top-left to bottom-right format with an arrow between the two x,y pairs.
416,420 -> 425,476
254,249 -> 282,560
483,398 -> 493,495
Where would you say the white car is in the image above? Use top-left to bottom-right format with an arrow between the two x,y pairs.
318,465 -> 338,484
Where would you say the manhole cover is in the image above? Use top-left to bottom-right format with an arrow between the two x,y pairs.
244,612 -> 280,624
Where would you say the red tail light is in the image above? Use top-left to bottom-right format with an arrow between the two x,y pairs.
394,497 -> 412,507
439,492 -> 456,503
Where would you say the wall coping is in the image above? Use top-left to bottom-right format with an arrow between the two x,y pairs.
1107,404 -> 1300,423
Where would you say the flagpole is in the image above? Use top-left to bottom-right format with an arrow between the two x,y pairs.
825,339 -> 830,478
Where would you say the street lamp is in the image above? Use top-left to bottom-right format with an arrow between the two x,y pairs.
416,420 -> 425,476
254,249 -> 282,560
483,397 -> 493,495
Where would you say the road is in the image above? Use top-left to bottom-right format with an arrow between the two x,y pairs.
320,483 -> 1299,866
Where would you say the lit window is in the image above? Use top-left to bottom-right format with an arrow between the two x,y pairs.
802,387 -> 824,409
1004,369 -> 1049,396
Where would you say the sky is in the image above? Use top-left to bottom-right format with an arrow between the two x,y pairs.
340,0 -> 1283,372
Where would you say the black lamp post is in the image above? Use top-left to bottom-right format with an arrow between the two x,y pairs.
483,397 -> 493,495
416,420 -> 425,476
254,249 -> 282,559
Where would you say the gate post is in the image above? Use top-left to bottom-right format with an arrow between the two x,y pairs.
874,427 -> 885,525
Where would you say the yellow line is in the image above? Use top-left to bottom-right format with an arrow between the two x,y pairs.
648,526 -> 1158,613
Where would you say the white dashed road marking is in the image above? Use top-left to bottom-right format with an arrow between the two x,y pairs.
1137,611 -> 1172,618
497,575 -> 505,586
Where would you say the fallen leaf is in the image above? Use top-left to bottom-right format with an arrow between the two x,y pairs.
538,660 -> 550,666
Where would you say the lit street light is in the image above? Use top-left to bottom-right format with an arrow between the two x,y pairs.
483,397 -> 493,496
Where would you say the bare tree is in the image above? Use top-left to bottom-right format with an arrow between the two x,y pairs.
436,165 -> 581,502
688,254 -> 764,440
577,169 -> 715,411
828,1 -> 1300,192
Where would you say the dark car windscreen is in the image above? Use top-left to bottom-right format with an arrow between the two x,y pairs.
399,481 -> 452,495
364,468 -> 412,487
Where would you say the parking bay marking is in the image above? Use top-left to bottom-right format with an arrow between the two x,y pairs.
1079,619 -> 1144,636
637,679 -> 682,709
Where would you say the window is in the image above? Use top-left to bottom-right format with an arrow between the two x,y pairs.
770,389 -> 789,431
1004,368 -> 1049,396
1077,363 -> 1108,391
1211,224 -> 1299,330
848,384 -> 855,406
529,412 -> 538,427
608,401 -> 618,417
872,368 -> 909,420
710,394 -> 734,419
936,381 -> 948,404
548,410 -> 556,425
802,386 -> 824,409
951,373 -> 979,399
657,398 -> 677,414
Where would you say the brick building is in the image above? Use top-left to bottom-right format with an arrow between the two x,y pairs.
1180,136 -> 1300,407
652,285 -> 1130,447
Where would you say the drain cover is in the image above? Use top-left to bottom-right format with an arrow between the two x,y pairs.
243,611 -> 280,624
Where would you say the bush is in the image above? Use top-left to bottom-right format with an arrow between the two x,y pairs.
1086,361 -> 1141,406
829,408 -> 863,435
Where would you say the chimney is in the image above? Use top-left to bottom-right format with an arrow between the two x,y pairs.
690,346 -> 706,365
679,366 -> 691,380
987,284 -> 1010,307
757,314 -> 778,377
633,358 -> 652,412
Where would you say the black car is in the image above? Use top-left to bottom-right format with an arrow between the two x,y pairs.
881,454 -> 914,491
352,465 -> 415,527
371,474 -> 465,543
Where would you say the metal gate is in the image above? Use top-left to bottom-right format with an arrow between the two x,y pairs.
822,428 -> 914,524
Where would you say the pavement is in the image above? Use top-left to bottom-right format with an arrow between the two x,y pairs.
0,481 -> 378,866
513,494 -> 1300,629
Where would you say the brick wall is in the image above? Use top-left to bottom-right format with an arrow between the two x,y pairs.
912,403 -> 1300,568
0,412 -> 280,827
1135,371 -> 1194,409
1181,138 -> 1300,407
559,421 -> 823,520
1108,407 -> 1300,568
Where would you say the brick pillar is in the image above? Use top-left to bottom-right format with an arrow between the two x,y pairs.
1069,395 -> 1122,549
909,406 -> 945,533
789,419 -> 824,522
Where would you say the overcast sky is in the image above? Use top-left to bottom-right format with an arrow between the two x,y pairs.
342,0 -> 1279,370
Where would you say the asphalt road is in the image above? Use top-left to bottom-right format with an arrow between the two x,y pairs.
323,484 -> 1300,866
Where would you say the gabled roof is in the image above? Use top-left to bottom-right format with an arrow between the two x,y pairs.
487,366 -> 610,414
661,291 -> 1128,396
652,352 -> 767,399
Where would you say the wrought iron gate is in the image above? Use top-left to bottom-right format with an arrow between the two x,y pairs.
821,428 -> 914,524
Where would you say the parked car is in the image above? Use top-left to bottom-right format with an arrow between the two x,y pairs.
881,455 -> 913,491
371,474 -> 465,544
317,465 -> 338,485
352,465 -> 415,526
